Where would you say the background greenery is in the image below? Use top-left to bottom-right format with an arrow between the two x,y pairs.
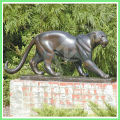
3,4 -> 117,106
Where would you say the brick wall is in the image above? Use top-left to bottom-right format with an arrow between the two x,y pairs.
10,77 -> 117,117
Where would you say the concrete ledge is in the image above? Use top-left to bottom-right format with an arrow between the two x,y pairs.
20,75 -> 116,83
10,76 -> 117,117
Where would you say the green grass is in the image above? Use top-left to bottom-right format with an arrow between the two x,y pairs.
32,102 -> 117,117
89,101 -> 117,117
32,104 -> 88,117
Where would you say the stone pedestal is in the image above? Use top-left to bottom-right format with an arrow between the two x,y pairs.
10,76 -> 117,117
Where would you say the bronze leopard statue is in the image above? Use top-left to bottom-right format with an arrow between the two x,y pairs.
4,31 -> 109,79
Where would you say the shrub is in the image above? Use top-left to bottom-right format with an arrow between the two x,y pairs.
33,104 -> 88,117
32,102 -> 117,117
89,101 -> 117,117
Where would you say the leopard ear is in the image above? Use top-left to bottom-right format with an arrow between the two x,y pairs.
92,31 -> 97,36
89,31 -> 96,40
93,31 -> 103,37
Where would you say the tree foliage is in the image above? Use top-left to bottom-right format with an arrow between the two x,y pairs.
3,4 -> 117,106
3,4 -> 117,77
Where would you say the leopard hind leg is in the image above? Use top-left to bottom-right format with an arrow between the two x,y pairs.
29,50 -> 44,75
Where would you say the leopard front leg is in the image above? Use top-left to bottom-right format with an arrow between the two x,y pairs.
83,60 -> 109,79
75,61 -> 89,77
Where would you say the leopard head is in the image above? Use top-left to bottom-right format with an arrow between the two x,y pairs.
94,31 -> 108,48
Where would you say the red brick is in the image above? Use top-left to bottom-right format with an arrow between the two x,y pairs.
87,95 -> 92,99
60,100 -> 65,104
51,98 -> 54,104
74,83 -> 80,86
65,88 -> 69,94
112,83 -> 117,90
30,87 -> 32,91
102,83 -> 108,89
29,92 -> 32,96
44,93 -> 48,97
95,83 -> 102,88
82,95 -> 92,100
10,92 -> 12,96
80,95 -> 86,101
30,104 -> 34,107
101,96 -> 105,100
74,89 -> 82,94
72,95 -> 80,99
81,101 -> 86,104
22,87 -> 27,91
87,89 -> 90,94
60,82 -> 67,86
94,90 -> 97,94
66,100 -> 72,105
49,82 -> 59,85
65,82 -> 73,86
89,83 -> 96,86
96,95 -> 99,100
38,82 -> 41,86
51,88 -> 55,93
25,92 -> 28,96
44,99 -> 48,103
